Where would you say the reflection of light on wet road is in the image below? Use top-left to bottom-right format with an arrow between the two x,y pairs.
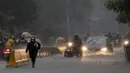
80,51 -> 125,65
94,52 -> 114,55
82,52 -> 114,57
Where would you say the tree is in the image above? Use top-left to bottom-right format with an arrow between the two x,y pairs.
105,0 -> 130,25
0,0 -> 37,34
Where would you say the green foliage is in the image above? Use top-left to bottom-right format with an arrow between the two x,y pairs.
105,0 -> 130,24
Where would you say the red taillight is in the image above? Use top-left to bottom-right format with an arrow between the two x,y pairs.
3,48 -> 10,54
6,49 -> 10,52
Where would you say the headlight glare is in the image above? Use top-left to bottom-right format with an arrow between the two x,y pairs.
82,46 -> 88,51
101,47 -> 107,52
124,40 -> 129,45
68,42 -> 73,47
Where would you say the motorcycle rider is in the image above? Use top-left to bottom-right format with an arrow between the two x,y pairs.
105,32 -> 113,44
72,34 -> 82,56
3,35 -> 9,43
123,32 -> 130,62
115,32 -> 121,40
114,32 -> 122,46
4,35 -> 15,64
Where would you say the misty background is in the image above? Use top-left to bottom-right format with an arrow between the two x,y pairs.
28,0 -> 129,44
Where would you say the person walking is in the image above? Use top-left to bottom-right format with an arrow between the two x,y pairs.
26,37 -> 41,68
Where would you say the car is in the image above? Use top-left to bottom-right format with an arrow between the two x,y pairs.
86,36 -> 113,54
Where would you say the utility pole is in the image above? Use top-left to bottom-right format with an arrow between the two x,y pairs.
66,0 -> 72,40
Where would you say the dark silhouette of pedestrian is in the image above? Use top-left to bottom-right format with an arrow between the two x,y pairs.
26,37 -> 41,68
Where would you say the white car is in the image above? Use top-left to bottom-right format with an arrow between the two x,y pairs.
86,36 -> 113,54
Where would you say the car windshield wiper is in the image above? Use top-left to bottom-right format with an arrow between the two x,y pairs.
87,38 -> 97,44
91,38 -> 99,45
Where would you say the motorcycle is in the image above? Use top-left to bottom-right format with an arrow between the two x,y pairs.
64,42 -> 73,57
114,39 -> 121,47
107,44 -> 113,53
3,48 -> 10,61
123,40 -> 130,62
64,42 -> 87,57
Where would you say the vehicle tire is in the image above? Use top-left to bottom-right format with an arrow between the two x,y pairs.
64,54 -> 66,57
126,56 -> 130,62
64,52 -> 73,57
75,52 -> 82,57
77,54 -> 82,57
64,52 -> 67,57
125,52 -> 130,62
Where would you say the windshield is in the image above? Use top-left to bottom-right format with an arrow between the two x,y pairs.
87,37 -> 107,48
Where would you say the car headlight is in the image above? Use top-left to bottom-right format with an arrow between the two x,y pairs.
82,46 -> 88,51
68,42 -> 73,47
124,40 -> 129,45
101,47 -> 107,52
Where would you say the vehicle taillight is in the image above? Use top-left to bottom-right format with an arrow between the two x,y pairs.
3,48 -> 10,54
6,49 -> 10,52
